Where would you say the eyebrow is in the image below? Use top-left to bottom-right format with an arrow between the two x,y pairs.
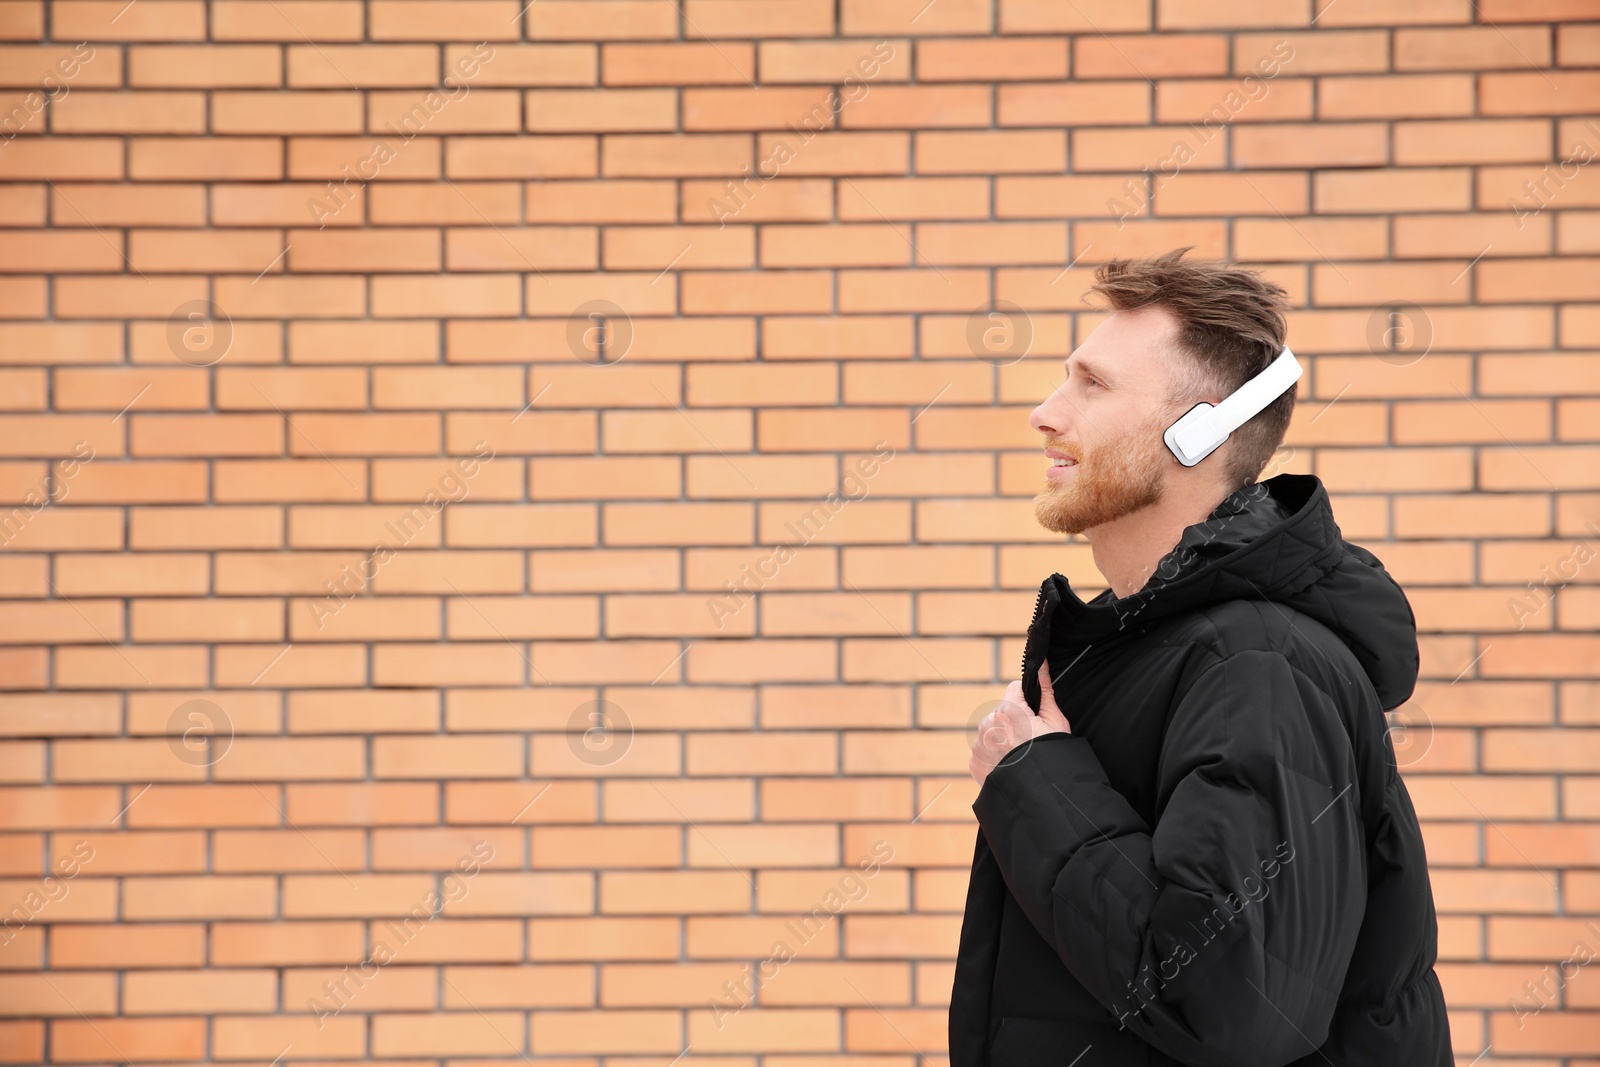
1063,356 -> 1113,383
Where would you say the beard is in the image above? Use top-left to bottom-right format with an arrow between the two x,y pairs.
1033,414 -> 1170,535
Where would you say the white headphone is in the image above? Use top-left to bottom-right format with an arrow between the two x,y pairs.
1163,345 -> 1302,467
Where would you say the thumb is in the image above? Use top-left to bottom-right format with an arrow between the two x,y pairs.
1037,660 -> 1070,731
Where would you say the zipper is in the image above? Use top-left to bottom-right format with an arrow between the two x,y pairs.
1020,578 -> 1049,683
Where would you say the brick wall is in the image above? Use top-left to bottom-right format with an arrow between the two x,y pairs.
2,0 -> 1598,1063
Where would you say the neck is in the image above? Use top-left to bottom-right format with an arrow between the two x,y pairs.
1085,478 -> 1233,599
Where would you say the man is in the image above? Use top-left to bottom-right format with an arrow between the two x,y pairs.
948,250 -> 1452,1066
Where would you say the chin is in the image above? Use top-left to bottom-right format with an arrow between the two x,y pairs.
1034,484 -> 1090,536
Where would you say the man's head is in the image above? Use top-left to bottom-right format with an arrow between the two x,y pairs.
1030,248 -> 1294,536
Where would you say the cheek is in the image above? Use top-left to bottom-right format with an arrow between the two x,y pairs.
1105,399 -> 1162,441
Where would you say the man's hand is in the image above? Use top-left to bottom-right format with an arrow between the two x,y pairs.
970,660 -> 1071,786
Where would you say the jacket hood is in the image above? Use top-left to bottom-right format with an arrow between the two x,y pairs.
1024,472 -> 1419,710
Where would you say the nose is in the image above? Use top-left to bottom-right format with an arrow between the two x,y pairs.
1030,388 -> 1071,441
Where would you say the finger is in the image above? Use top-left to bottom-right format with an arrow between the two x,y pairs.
1037,661 -> 1067,711
994,697 -> 1030,730
976,710 -> 1009,751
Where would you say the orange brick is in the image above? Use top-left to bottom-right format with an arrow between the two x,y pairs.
282,963 -> 436,1011
50,1017 -> 205,1062
0,971 -> 114,1016
369,0 -> 523,40
1236,31 -> 1387,75
686,915 -> 836,961
439,963 -> 593,1007
849,1007 -> 950,1057
603,132 -> 752,178
1155,78 -> 1313,124
532,0 -> 684,40
1484,71 -> 1600,116
601,960 -> 755,1006
999,82 -> 1148,127
846,913 -> 960,957
531,825 -> 681,869
0,3 -> 45,40
53,0 -> 205,40
212,1013 -> 365,1059
52,923 -> 205,968
917,38 -> 1066,82
0,138 -> 121,180
530,916 -> 679,960
607,42 -> 752,85
123,970 -> 277,1014
211,0 -> 364,41
600,870 -> 751,913
769,41 -> 907,89
1074,33 -> 1228,78
213,920 -> 366,965
842,84 -> 991,129
122,875 -> 278,920
762,778 -> 914,822
760,866 -> 911,912
685,86 -> 841,132
681,0 -> 825,38
1001,0 -> 1148,32
129,44 -> 279,86
0,1023 -> 42,1062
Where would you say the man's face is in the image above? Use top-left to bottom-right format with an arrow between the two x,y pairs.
1029,306 -> 1188,536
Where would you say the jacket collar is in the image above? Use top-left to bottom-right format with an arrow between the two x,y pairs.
1030,471 -> 1420,709
1050,472 -> 1339,640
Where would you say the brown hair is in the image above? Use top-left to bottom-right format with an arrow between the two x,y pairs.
1086,247 -> 1295,492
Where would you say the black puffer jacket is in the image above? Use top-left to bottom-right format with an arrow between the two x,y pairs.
949,472 -> 1451,1067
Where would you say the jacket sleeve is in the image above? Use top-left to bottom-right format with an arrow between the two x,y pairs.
972,649 -> 1367,1067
